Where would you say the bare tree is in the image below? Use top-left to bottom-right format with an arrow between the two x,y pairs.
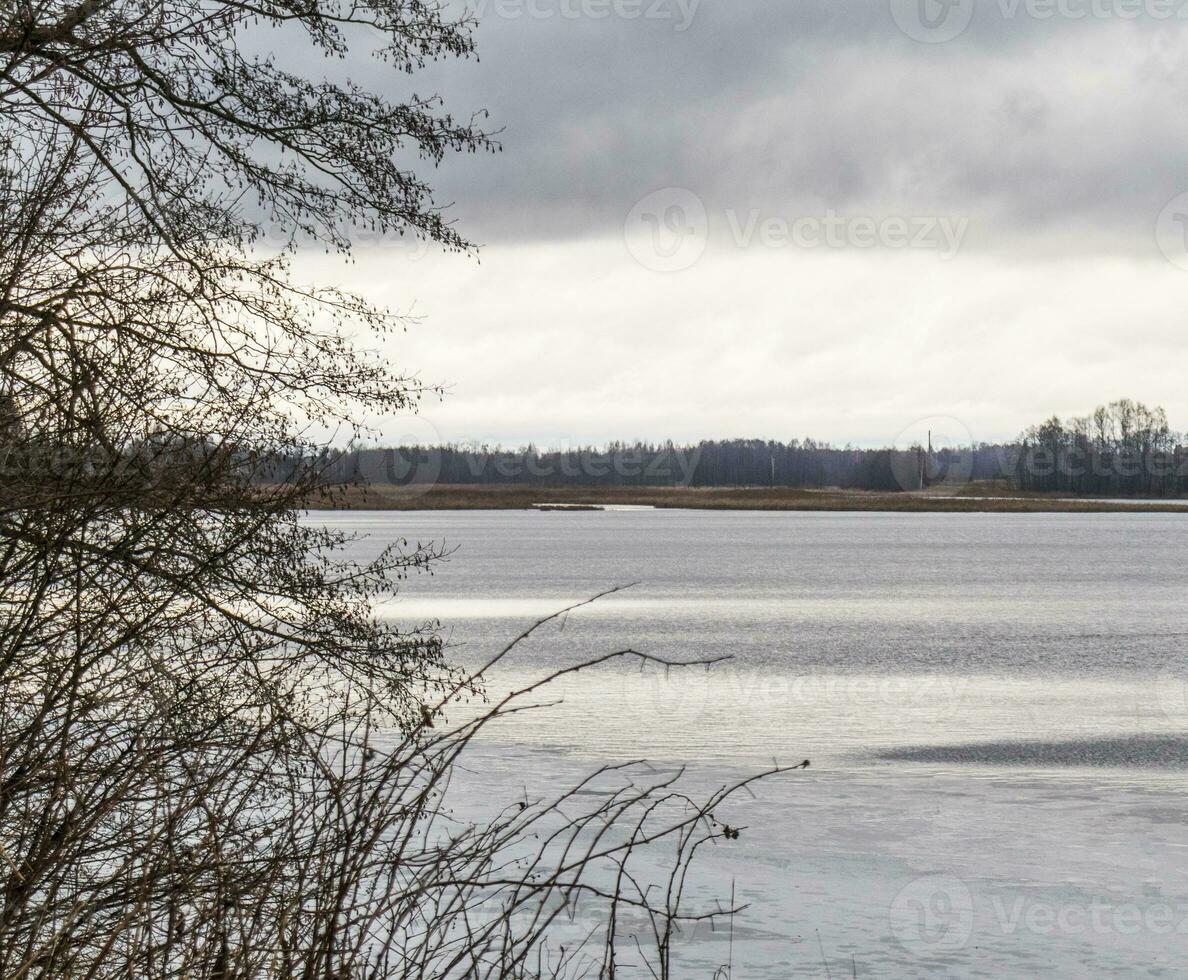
0,3 -> 780,976
1017,400 -> 1183,496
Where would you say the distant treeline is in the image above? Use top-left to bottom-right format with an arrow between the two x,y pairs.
1015,399 -> 1188,496
257,401 -> 1188,497
269,439 -> 1017,493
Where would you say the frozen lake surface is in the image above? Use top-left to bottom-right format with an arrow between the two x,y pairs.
309,509 -> 1188,977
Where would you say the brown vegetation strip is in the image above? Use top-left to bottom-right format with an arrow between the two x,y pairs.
306,483 -> 1188,513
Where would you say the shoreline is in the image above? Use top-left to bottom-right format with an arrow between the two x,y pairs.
305,483 -> 1188,514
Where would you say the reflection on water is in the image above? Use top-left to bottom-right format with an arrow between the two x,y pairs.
305,509 -> 1188,976
450,667 -> 1186,768
310,508 -> 1188,770
880,734 -> 1188,768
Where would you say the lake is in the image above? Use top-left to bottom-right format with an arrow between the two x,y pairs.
308,509 -> 1188,977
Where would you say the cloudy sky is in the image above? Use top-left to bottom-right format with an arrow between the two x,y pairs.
307,0 -> 1188,448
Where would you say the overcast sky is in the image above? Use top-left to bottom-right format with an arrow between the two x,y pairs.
307,0 -> 1188,447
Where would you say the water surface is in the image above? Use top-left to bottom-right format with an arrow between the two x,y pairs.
313,509 -> 1188,768
306,509 -> 1188,976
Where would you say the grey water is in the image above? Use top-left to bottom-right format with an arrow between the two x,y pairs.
307,509 -> 1188,977
315,509 -> 1188,769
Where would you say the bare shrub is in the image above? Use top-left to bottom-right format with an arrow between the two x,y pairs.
0,2 -> 785,976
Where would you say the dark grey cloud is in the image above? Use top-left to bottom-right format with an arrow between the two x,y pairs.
347,0 -> 1188,252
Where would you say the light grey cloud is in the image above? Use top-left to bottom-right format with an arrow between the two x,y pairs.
301,2 -> 1188,444
311,241 -> 1188,446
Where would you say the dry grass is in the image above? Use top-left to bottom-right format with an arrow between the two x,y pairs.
305,482 -> 1188,514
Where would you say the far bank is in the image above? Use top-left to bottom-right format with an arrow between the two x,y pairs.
305,482 -> 1188,514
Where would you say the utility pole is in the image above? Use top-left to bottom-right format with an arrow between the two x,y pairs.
924,429 -> 933,489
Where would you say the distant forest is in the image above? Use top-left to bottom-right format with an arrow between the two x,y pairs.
1015,399 -> 1185,496
279,400 -> 1188,497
